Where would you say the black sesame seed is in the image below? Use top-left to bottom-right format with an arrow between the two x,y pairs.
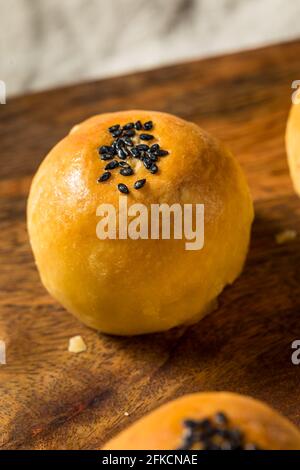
119,161 -> 130,168
134,120 -> 143,130
143,121 -> 153,130
105,160 -> 119,170
112,128 -> 123,138
134,179 -> 146,190
123,122 -> 134,130
214,412 -> 228,426
99,145 -> 115,155
97,171 -> 111,183
120,167 -> 134,176
150,163 -> 158,174
183,420 -> 198,429
218,429 -> 232,440
182,428 -> 194,444
123,129 -> 136,138
150,143 -> 160,153
140,133 -> 154,141
216,428 -> 228,438
118,183 -> 129,194
111,143 -> 118,154
123,136 -> 134,146
143,157 -> 152,169
149,153 -> 158,162
100,153 -> 114,161
228,429 -> 243,443
136,144 -> 149,151
109,124 -> 120,133
117,148 -> 128,160
130,147 -> 141,158
115,139 -> 125,149
156,149 -> 169,157
198,419 -> 213,431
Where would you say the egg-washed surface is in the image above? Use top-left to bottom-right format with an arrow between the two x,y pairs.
286,95 -> 300,196
27,110 -> 253,335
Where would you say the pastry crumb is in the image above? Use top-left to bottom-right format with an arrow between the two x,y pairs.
68,335 -> 87,353
124,412 -> 130,417
275,229 -> 297,245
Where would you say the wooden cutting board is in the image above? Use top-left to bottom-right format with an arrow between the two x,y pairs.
1,40 -> 300,450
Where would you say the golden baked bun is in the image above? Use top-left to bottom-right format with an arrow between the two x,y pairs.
103,392 -> 300,450
287,98 -> 300,195
27,110 -> 253,335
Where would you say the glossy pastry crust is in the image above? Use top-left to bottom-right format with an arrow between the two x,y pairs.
27,110 -> 253,335
103,392 -> 300,450
286,98 -> 300,195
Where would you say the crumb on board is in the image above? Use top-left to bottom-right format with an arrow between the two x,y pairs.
68,335 -> 87,353
124,412 -> 130,417
275,229 -> 297,245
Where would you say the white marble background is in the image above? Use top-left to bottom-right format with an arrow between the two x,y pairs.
1,0 -> 300,97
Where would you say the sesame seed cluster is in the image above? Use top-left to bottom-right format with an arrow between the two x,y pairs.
97,120 -> 169,194
178,412 -> 260,450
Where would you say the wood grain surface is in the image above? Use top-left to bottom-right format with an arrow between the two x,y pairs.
1,40 -> 300,450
